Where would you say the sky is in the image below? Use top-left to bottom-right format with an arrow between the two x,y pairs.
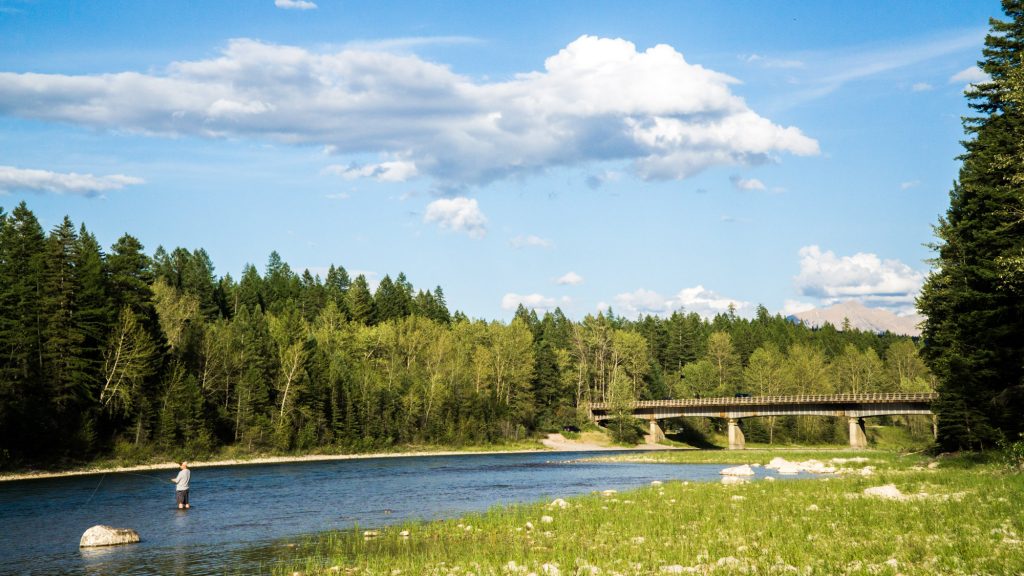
0,0 -> 1005,321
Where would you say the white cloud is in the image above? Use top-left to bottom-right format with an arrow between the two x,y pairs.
424,197 -> 487,238
275,0 -> 317,10
609,285 -> 752,319
509,234 -> 552,249
911,82 -> 933,92
585,170 -> 622,189
743,54 -> 805,69
949,65 -> 989,85
0,36 -> 818,187
794,245 -> 924,313
325,192 -> 350,200
556,271 -> 584,285
502,292 -> 557,312
0,165 -> 144,195
730,175 -> 765,191
782,299 -> 816,315
900,180 -> 920,190
325,160 -> 418,182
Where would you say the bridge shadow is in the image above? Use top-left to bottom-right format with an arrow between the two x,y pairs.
664,419 -> 724,450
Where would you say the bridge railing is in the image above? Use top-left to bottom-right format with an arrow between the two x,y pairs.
587,392 -> 938,411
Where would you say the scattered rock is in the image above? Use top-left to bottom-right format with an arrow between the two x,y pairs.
362,530 -> 379,539
650,480 -> 663,486
720,464 -> 755,476
721,476 -> 748,485
763,476 -> 776,482
525,521 -> 535,531
540,515 -> 554,524
79,525 -> 140,548
631,536 -> 646,544
863,484 -> 909,501
806,504 -> 819,511
927,462 -> 940,470
549,498 -> 569,509
399,530 -> 410,538
601,489 -> 617,497
540,562 -> 559,575
831,457 -> 869,464
731,495 -> 745,501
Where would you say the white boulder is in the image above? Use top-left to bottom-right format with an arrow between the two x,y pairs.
79,525 -> 140,548
719,464 -> 755,476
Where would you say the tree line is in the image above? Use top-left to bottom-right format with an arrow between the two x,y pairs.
0,199 -> 935,467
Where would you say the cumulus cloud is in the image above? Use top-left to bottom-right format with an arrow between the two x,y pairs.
0,165 -> 144,196
609,285 -> 752,319
794,245 -> 924,313
730,175 -> 765,191
0,36 -> 818,187
275,0 -> 317,10
949,65 -> 988,85
325,160 -> 418,182
556,271 -> 584,285
502,292 -> 557,312
423,197 -> 487,238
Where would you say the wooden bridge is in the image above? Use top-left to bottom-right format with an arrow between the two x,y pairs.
587,392 -> 938,449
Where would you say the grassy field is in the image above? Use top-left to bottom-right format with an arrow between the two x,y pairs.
276,450 -> 1023,575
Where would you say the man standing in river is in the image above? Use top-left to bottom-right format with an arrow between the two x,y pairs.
171,461 -> 191,509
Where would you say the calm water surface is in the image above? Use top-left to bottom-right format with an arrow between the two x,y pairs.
0,451 -> 781,575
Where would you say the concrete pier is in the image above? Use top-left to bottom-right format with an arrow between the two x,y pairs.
727,418 -> 745,450
648,418 -> 665,443
848,417 -> 867,448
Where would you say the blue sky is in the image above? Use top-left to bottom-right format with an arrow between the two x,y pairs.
0,0 -> 1003,320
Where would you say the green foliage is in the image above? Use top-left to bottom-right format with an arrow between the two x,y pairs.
0,200 -> 943,469
999,433 -> 1024,471
919,1 -> 1024,450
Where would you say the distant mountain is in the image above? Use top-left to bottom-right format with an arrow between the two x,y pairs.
787,300 -> 924,337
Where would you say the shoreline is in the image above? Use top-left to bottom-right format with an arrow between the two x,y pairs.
0,435 -> 675,483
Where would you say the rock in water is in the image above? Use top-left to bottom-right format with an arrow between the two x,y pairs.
80,525 -> 140,547
719,464 -> 755,476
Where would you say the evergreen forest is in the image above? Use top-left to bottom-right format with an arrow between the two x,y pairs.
0,201 -> 935,469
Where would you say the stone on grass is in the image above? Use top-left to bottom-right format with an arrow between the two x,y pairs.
600,489 -> 617,497
863,484 -> 907,500
549,498 -> 569,509
720,464 -> 755,476
763,476 -> 776,482
720,475 -> 748,485
541,562 -> 560,575
540,515 -> 554,524
928,461 -> 940,470
80,525 -> 140,548
650,480 -> 663,486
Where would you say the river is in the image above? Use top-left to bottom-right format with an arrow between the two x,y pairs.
0,451 -> 781,575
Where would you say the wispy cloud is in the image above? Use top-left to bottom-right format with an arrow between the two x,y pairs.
324,160 -> 418,182
0,165 -> 144,196
344,36 -> 482,52
743,53 -> 805,69
0,36 -> 817,187
949,65 -> 989,89
424,197 -> 487,238
274,0 -> 317,10
900,180 -> 920,190
911,82 -> 933,92
509,234 -> 552,249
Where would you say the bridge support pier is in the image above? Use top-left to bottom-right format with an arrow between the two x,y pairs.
727,418 -> 745,450
848,417 -> 867,449
932,414 -> 938,440
647,418 -> 665,444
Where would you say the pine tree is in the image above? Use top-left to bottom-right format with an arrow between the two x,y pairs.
918,0 -> 1024,449
347,274 -> 376,325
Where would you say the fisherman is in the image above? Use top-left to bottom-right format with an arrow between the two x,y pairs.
171,461 -> 191,509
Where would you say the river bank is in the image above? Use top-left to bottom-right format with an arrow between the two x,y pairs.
277,450 -> 1024,575
0,433 -> 673,482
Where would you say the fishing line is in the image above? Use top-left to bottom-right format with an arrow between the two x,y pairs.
81,473 -> 106,509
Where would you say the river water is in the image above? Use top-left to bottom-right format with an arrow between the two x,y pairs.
0,451 -> 778,575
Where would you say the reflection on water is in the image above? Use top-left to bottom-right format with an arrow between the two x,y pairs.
0,452 -> 781,575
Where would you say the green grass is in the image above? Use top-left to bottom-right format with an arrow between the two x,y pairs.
275,451 -> 1024,575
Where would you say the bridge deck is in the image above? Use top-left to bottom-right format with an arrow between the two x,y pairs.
588,392 -> 937,411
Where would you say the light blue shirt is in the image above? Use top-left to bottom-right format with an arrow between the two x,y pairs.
174,469 -> 190,491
